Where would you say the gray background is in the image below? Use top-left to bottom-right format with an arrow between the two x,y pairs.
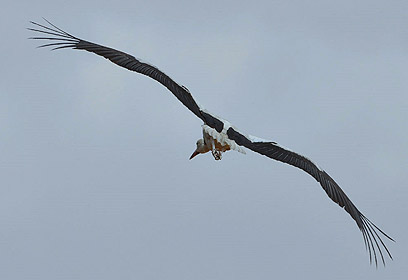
2,0 -> 407,279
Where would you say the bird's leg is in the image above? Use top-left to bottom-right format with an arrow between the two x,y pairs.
212,150 -> 222,160
210,138 -> 222,160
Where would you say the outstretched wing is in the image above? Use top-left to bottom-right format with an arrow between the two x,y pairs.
28,19 -> 226,131
226,126 -> 394,266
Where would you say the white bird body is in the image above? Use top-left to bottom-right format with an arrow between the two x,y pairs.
29,19 -> 394,266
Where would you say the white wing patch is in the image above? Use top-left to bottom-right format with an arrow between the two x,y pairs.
202,124 -> 246,154
247,134 -> 273,143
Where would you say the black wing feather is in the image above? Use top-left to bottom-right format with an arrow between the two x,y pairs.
28,19 -> 206,124
227,127 -> 394,266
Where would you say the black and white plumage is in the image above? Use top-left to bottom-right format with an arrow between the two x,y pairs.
29,19 -> 394,266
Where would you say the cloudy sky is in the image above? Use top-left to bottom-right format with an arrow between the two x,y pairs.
1,1 -> 407,279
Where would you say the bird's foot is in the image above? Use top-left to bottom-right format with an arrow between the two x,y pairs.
212,150 -> 222,160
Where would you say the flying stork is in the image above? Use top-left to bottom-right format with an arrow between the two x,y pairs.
29,19 -> 394,266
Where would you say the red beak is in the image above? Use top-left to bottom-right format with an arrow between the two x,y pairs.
189,150 -> 199,160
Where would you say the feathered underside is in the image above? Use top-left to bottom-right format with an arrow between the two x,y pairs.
29,19 -> 394,266
202,125 -> 246,154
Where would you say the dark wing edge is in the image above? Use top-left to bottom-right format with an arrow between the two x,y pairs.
28,19 -> 206,123
227,127 -> 394,266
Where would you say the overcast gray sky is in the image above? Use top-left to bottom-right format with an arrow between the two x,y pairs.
1,0 -> 407,279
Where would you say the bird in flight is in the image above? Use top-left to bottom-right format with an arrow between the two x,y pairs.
29,18 -> 394,266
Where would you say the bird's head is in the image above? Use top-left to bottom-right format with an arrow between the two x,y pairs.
189,139 -> 206,160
